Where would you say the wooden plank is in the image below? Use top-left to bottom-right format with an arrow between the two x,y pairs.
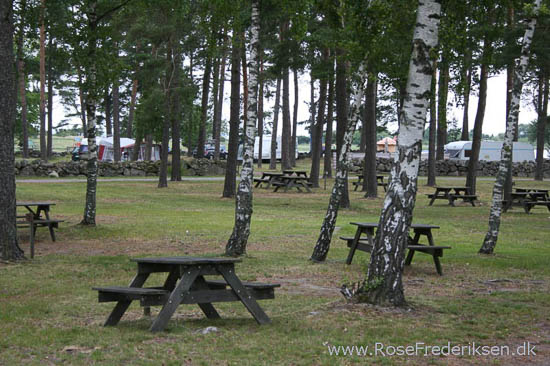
103,272 -> 150,326
192,276 -> 221,319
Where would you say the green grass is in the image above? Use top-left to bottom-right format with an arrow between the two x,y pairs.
2,173 -> 550,365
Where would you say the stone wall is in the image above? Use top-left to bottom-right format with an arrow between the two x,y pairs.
14,158 -> 226,177
351,157 -> 550,178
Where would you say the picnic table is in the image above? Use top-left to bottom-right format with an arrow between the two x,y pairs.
282,170 -> 309,178
503,190 -> 550,213
93,257 -> 279,332
340,222 -> 451,275
272,175 -> 312,193
426,186 -> 476,206
352,175 -> 387,191
16,201 -> 63,258
254,172 -> 284,188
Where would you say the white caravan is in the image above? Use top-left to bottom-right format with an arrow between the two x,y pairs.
238,135 -> 298,161
444,141 -> 535,162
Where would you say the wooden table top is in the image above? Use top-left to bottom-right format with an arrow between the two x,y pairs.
131,257 -> 242,265
261,172 -> 284,176
17,201 -> 56,206
350,222 -> 440,230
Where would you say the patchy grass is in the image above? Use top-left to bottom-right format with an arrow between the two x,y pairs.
2,174 -> 550,365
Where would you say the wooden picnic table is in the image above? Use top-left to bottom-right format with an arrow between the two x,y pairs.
352,175 -> 387,191
504,191 -> 550,213
282,170 -> 309,178
272,175 -> 312,193
341,222 -> 450,275
514,187 -> 549,199
426,186 -> 476,206
16,201 -> 63,258
254,172 -> 284,188
93,257 -> 279,332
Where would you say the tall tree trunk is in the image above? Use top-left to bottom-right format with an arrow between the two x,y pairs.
257,56 -> 264,168
324,72 -> 334,178
132,128 -> 142,161
427,59 -> 438,186
466,62 -> 489,195
78,71 -> 87,137
113,78 -> 121,162
145,134 -> 153,161
309,73 -> 315,154
242,42 -> 248,128
187,52 -> 194,157
0,1 -> 24,260
222,31 -> 242,198
81,2 -> 99,226
281,66 -> 291,170
158,47 -> 173,188
291,69 -> 299,167
46,36 -> 53,158
214,32 -> 228,161
269,77 -> 281,169
211,51 -> 220,144
335,52 -> 350,208
127,79 -> 138,138
225,0 -> 260,256
16,0 -> 28,158
363,73 -> 378,196
461,54 -> 472,141
503,5 -> 516,203
104,88 -> 112,136
310,49 -> 329,187
39,0 -> 46,160
480,0 -> 541,254
197,53 -> 212,159
535,75 -> 548,181
350,0 -> 440,306
436,59 -> 449,160
311,64 -> 367,262
171,51 -> 182,181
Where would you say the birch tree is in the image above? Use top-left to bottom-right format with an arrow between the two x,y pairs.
0,0 -> 24,261
348,0 -> 441,306
310,64 -> 367,262
479,0 -> 542,255
225,0 -> 260,257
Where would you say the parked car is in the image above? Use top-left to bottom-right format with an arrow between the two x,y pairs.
71,145 -> 89,161
192,145 -> 227,160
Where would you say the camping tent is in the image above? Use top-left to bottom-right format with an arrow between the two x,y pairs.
78,137 -> 161,161
376,137 -> 396,153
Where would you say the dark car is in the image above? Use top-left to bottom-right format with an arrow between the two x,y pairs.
193,145 -> 227,160
71,145 -> 89,161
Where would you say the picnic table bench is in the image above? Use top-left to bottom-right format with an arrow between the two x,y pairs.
93,257 -> 279,332
16,201 -> 63,258
341,222 -> 450,275
426,186 -> 476,206
352,175 -> 387,192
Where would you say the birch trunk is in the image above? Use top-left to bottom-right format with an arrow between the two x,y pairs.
310,64 -> 367,262
480,0 -> 541,254
353,0 -> 440,306
197,54 -> 212,159
81,2 -> 99,226
324,73 -> 334,178
291,69 -> 299,167
257,56 -> 264,168
214,33 -> 228,161
78,71 -> 87,137
225,0 -> 260,257
0,1 -> 24,260
269,78 -> 281,170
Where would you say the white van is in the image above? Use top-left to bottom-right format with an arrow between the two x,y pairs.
444,141 -> 535,162
238,135 -> 298,162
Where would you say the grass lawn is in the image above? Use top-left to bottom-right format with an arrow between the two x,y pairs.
2,171 -> 550,365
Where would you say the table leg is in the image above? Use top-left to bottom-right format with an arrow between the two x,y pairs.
192,276 -> 221,319
429,193 -> 437,206
346,227 -> 366,265
404,233 -> 420,265
218,266 -> 271,325
150,267 -> 201,332
105,272 -> 150,326
434,256 -> 443,275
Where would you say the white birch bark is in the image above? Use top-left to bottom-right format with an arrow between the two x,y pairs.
81,2 -> 98,226
480,0 -> 541,254
310,64 -> 367,262
354,0 -> 441,306
225,0 -> 260,256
